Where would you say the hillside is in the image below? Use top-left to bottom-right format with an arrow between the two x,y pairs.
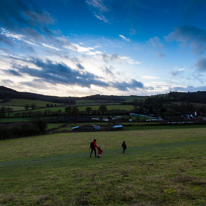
0,86 -> 76,104
1,86 -> 206,105
0,86 -> 143,104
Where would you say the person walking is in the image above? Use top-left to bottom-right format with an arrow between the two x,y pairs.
90,139 -> 98,158
122,141 -> 127,154
97,146 -> 103,158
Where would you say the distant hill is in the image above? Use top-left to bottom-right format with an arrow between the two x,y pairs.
168,91 -> 206,103
0,86 -> 142,103
0,86 -> 76,104
80,94 -> 125,101
0,86 -> 18,93
1,86 -> 206,105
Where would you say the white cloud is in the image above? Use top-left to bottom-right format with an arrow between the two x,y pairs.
1,29 -> 39,47
86,0 -> 109,23
148,36 -> 164,49
2,29 -> 24,40
86,0 -> 108,12
42,43 -> 61,51
119,35 -> 130,42
120,56 -> 140,64
142,76 -> 159,79
178,68 -> 185,71
95,14 -> 109,23
72,43 -> 95,52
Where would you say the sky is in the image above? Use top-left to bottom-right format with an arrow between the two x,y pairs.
1,0 -> 206,97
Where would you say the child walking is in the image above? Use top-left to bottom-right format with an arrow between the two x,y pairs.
122,141 -> 127,153
97,146 -> 103,158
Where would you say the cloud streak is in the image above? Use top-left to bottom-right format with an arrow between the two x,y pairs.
170,85 -> 206,92
86,0 -> 108,12
165,25 -> 206,54
0,33 -> 14,47
86,0 -> 109,23
195,57 -> 206,71
119,35 -> 130,42
11,58 -> 109,88
1,56 -> 145,92
112,79 -> 144,91
0,0 -> 55,38
148,36 -> 164,49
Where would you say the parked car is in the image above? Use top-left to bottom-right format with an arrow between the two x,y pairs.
112,125 -> 123,129
72,124 -> 100,131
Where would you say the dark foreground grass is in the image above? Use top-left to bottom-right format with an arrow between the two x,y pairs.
0,129 -> 206,205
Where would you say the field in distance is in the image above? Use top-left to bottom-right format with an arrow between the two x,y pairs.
10,104 -> 134,114
0,128 -> 206,205
0,99 -> 63,109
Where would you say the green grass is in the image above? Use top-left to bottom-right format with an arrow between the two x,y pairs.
47,123 -> 66,130
75,99 -> 122,106
123,124 -> 206,131
0,128 -> 206,205
0,106 -> 24,111
0,99 -> 62,107
75,99 -> 97,105
0,117 -> 29,122
77,105 -> 134,111
120,96 -> 146,102
0,117 -> 57,123
56,126 -> 72,131
17,104 -> 134,114
12,106 -> 65,113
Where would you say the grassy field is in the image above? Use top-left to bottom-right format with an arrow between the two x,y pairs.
0,99 -> 62,107
123,124 -> 206,131
0,117 -> 29,122
15,104 -> 134,113
0,117 -> 57,123
77,105 -> 134,111
76,100 -> 111,105
55,124 -> 206,132
120,96 -> 146,102
0,128 -> 206,205
2,106 -> 25,111
47,123 -> 66,130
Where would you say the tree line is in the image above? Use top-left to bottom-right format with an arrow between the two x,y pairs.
0,119 -> 47,140
0,105 -> 130,119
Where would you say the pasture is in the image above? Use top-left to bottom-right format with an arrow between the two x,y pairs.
0,99 -> 62,107
14,104 -> 134,113
0,128 -> 206,205
77,105 -> 134,111
75,99 -> 113,106
120,96 -> 145,102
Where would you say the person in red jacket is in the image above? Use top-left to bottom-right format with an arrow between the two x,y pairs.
90,139 -> 98,158
97,146 -> 103,158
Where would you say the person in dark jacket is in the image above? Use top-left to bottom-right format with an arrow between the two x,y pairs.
90,139 -> 98,158
122,141 -> 127,153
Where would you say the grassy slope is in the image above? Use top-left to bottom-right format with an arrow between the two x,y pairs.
0,128 -> 206,205
1,106 -> 25,111
0,99 -> 62,107
77,105 -> 134,111
16,104 -> 134,113
121,96 -> 146,102
47,123 -> 66,130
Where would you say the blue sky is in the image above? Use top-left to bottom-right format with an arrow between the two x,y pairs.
1,0 -> 206,97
